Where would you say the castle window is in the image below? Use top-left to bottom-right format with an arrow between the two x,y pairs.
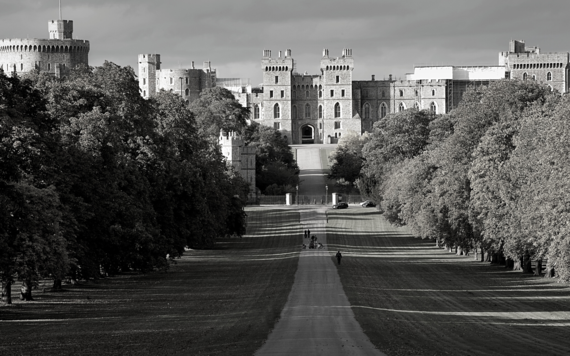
523,73 -> 527,81
292,105 -> 297,120
399,90 -> 403,97
270,90 -> 274,98
532,74 -> 536,81
170,77 -> 173,85
334,121 -> 341,129
380,103 -> 387,118
414,102 -> 419,110
330,90 -> 334,97
341,89 -> 345,97
336,75 -> 340,83
430,102 -> 437,114
319,123 -> 322,129
281,90 -> 284,98
547,72 -> 552,81
274,103 -> 280,119
432,89 -> 436,96
319,91 -> 322,98
334,103 -> 341,118
305,103 -> 311,118
275,76 -> 279,84
20,63 -> 23,71
48,63 -> 51,70
415,90 -> 418,96
399,102 -> 405,112
363,103 -> 370,119
382,90 -> 385,98
254,104 -> 260,119
319,105 -> 323,119
185,88 -> 189,96
274,122 -> 281,130
143,90 -> 146,97
185,77 -> 189,84
143,78 -> 146,85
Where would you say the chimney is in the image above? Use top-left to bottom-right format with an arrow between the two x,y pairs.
323,48 -> 329,57
371,74 -> 375,81
285,49 -> 291,57
389,74 -> 393,81
278,51 -> 282,58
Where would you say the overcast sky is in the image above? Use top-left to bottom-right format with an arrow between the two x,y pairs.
2,0 -> 569,85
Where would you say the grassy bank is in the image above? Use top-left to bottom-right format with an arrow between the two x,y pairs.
326,208 -> 570,356
0,208 -> 300,356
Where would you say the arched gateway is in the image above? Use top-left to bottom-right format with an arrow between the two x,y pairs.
301,124 -> 315,144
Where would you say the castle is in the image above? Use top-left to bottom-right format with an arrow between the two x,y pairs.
219,131 -> 257,200
140,40 -> 569,145
0,17 -> 89,77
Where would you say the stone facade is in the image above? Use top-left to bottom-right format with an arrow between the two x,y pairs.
0,19 -> 89,77
138,55 -> 216,101
219,131 -> 256,200
140,40 -> 570,145
500,40 -> 569,93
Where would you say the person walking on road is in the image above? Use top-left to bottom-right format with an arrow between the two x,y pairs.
336,251 -> 342,265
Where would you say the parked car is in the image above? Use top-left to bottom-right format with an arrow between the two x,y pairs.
360,200 -> 376,208
333,202 -> 348,209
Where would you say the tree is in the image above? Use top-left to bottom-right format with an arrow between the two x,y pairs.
189,87 -> 250,137
244,122 -> 299,194
328,131 -> 370,194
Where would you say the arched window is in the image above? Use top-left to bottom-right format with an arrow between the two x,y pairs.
523,72 -> 528,81
432,89 -> 436,96
185,88 -> 189,96
305,103 -> 311,118
363,103 -> 370,119
547,72 -> 552,81
292,105 -> 297,120
399,89 -> 403,97
306,90 -> 309,98
414,102 -> 419,110
318,105 -> 323,119
254,104 -> 260,119
380,103 -> 387,118
430,102 -> 437,114
399,102 -> 405,112
274,103 -> 280,119
532,74 -> 536,81
334,103 -> 341,118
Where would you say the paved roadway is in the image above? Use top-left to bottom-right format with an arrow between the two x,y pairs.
255,145 -> 385,356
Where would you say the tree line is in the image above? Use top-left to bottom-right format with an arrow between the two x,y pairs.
330,80 -> 570,282
1,63 -> 278,304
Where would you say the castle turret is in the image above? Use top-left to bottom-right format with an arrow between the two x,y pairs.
48,19 -> 73,40
138,54 -> 161,99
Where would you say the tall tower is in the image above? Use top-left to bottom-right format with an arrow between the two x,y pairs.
138,54 -> 161,99
261,49 -> 294,143
48,20 -> 73,40
320,49 -> 356,140
219,130 -> 243,172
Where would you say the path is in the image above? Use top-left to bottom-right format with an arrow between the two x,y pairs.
255,145 -> 384,355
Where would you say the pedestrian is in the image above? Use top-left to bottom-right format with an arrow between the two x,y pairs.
336,251 -> 342,265
304,229 -> 307,238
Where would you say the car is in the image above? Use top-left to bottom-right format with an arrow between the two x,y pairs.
360,200 -> 376,208
332,202 -> 348,209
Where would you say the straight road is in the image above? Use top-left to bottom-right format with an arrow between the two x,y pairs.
255,145 -> 384,355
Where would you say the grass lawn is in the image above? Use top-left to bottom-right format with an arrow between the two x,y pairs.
0,208 -> 300,356
326,208 -> 570,356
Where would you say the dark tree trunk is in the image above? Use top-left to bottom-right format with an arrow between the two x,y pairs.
534,260 -> 543,276
474,247 -> 479,261
20,280 -> 33,301
523,252 -> 533,274
505,258 -> 514,270
1,281 -> 12,305
52,279 -> 63,291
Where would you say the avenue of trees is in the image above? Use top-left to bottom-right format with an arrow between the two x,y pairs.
330,80 -> 570,282
1,64 -> 255,304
